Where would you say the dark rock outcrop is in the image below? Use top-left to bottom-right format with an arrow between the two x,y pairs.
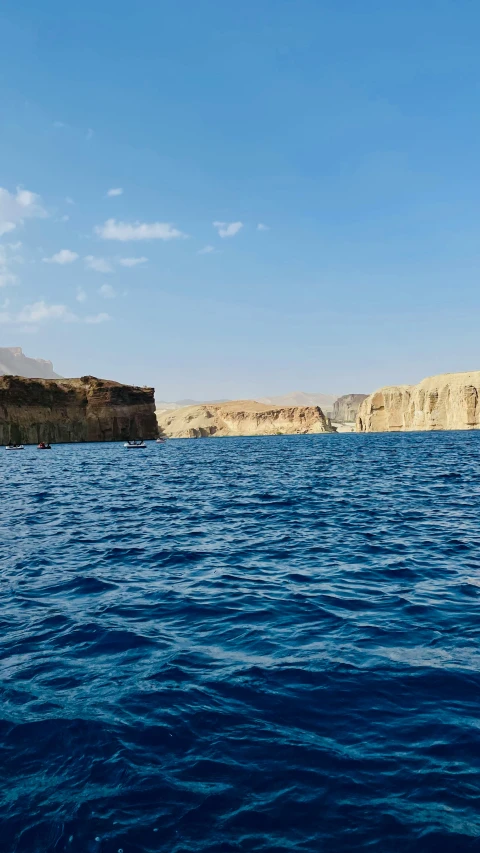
0,375 -> 158,444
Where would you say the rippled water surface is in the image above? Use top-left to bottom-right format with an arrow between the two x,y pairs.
1,433 -> 480,852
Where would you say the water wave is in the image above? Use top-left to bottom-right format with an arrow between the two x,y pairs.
1,433 -> 480,851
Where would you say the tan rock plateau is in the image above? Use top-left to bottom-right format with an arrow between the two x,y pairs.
0,375 -> 158,444
357,371 -> 480,432
157,399 -> 336,438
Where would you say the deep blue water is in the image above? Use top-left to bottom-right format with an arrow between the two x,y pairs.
1,432 -> 480,853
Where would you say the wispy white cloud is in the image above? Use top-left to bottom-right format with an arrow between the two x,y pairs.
0,299 -> 108,325
119,256 -> 148,267
0,271 -> 17,288
85,255 -> 113,273
198,245 -> 216,254
99,283 -> 116,299
257,222 -> 269,231
76,286 -> 87,303
65,197 -> 75,205
86,128 -> 94,141
213,221 -> 243,238
106,187 -> 123,197
0,243 -> 23,287
53,120 -> 66,129
0,186 -> 47,236
60,214 -> 70,222
42,249 -> 79,265
18,301 -> 77,324
85,312 -> 110,324
0,301 -> 77,324
95,219 -> 186,241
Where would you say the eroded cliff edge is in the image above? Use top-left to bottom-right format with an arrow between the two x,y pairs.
0,375 -> 158,443
157,400 -> 336,438
356,371 -> 480,432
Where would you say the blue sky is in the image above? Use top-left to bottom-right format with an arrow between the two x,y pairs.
1,0 -> 480,399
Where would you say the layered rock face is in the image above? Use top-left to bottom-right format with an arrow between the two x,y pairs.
357,371 -> 480,432
0,375 -> 158,444
332,394 -> 368,423
0,347 -> 60,379
157,400 -> 336,438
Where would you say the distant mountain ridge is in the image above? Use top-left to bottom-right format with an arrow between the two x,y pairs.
156,392 -> 337,412
0,347 -> 61,379
257,391 -> 338,410
156,398 -> 229,411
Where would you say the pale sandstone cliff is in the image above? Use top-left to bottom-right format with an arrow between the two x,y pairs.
0,375 -> 158,444
157,399 -> 336,438
356,371 -> 480,432
333,393 -> 368,423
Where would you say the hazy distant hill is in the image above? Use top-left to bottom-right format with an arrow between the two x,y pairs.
156,392 -> 337,413
0,347 -> 61,379
156,398 -> 229,411
258,391 -> 338,410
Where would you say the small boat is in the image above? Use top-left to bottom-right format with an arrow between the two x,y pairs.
156,437 -> 166,443
6,444 -> 24,450
37,442 -> 52,450
124,440 -> 147,449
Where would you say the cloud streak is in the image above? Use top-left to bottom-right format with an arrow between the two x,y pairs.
85,255 -> 114,273
213,221 -> 243,238
85,312 -> 110,324
119,256 -> 148,267
0,244 -> 21,288
0,301 -> 77,324
95,219 -> 186,241
0,186 -> 47,236
99,283 -> 116,299
0,300 -> 110,325
43,249 -> 79,265
106,188 -> 123,197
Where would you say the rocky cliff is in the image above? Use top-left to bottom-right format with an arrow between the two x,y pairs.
157,399 -> 336,438
0,347 -> 60,379
0,375 -> 158,444
356,371 -> 480,432
333,393 -> 368,423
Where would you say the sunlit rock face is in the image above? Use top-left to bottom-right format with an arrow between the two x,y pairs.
357,372 -> 480,432
157,399 -> 336,438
